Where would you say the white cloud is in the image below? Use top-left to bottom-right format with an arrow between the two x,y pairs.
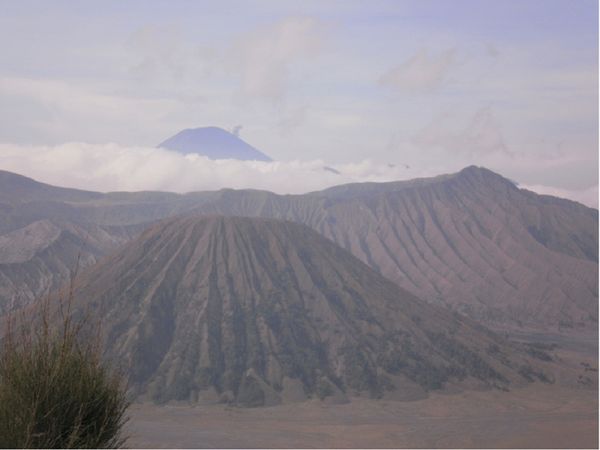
520,184 -> 598,209
0,12 -> 595,194
124,16 -> 326,107
0,142 -> 596,208
126,24 -> 220,91
0,77 -> 177,118
412,106 -> 510,156
0,77 -> 180,144
231,16 -> 325,103
379,49 -> 458,93
0,142 -> 416,195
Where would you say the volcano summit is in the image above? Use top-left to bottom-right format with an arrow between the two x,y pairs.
158,127 -> 272,161
70,215 -> 547,406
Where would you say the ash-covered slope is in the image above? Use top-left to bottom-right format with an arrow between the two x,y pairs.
0,220 -> 140,313
73,216 -> 544,406
0,167 -> 597,332
295,167 -> 599,331
157,167 -> 599,332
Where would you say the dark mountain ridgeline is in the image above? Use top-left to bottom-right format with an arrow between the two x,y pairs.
0,167 -> 596,332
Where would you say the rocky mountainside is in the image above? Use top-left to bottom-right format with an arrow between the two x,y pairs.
0,167 -> 596,332
69,216 -> 548,406
158,127 -> 272,161
300,167 -> 599,331
0,219 -> 140,312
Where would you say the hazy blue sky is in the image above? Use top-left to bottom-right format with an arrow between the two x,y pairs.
0,0 -> 597,205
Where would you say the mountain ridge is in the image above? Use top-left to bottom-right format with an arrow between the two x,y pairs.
0,167 -> 596,333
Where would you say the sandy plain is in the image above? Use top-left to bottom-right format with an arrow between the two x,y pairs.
127,383 -> 597,448
127,337 -> 598,449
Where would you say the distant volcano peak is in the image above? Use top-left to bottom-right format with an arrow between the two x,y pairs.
158,127 -> 272,161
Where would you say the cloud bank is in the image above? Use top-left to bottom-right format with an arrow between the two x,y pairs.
0,142 -> 595,208
0,142 -> 415,195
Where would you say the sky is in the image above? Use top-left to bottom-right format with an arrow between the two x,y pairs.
0,0 -> 598,206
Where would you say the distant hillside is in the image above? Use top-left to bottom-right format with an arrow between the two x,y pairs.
0,167 -> 596,333
158,127 -> 272,161
70,216 -> 547,405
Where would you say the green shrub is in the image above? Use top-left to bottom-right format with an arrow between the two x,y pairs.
0,292 -> 129,448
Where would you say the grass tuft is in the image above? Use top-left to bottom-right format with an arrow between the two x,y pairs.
0,279 -> 129,448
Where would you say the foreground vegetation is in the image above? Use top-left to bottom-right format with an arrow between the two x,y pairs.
0,288 -> 129,448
